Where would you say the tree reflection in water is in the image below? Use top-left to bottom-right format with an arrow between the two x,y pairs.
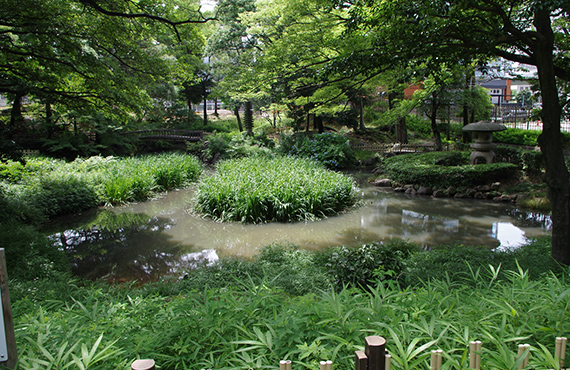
49,211 -> 217,282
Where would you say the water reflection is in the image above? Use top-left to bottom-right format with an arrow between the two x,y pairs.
46,179 -> 551,281
48,211 -> 218,282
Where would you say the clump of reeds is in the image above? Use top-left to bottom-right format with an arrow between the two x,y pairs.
194,156 -> 359,223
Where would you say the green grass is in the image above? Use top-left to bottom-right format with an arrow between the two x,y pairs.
9,237 -> 569,370
0,153 -> 203,221
194,156 -> 360,223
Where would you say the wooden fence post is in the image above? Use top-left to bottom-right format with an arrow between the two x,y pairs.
355,350 -> 368,370
517,344 -> 530,369
430,349 -> 443,370
555,337 -> 567,368
0,249 -> 17,369
469,341 -> 481,370
365,336 -> 386,370
131,359 -> 155,370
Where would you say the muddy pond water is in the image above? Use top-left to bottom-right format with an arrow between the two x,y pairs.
46,177 -> 551,282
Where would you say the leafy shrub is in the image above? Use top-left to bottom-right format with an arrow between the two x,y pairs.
194,156 -> 359,223
277,132 -> 356,169
493,128 -> 540,146
0,158 -> 27,182
254,244 -> 331,295
31,175 -> 101,217
319,240 -> 417,289
406,115 -> 433,139
433,151 -> 468,166
203,132 -> 275,161
384,152 -> 518,187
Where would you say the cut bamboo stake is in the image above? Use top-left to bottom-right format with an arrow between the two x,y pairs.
365,336 -> 387,370
555,337 -> 567,369
319,360 -> 332,370
517,344 -> 530,369
385,352 -> 391,370
131,359 -> 155,370
469,341 -> 482,370
430,350 -> 443,370
279,360 -> 292,370
355,350 -> 367,370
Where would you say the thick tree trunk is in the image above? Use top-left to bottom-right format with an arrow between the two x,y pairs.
534,10 -> 570,265
428,98 -> 442,151
244,101 -> 253,136
234,105 -> 243,132
397,117 -> 408,143
9,92 -> 24,133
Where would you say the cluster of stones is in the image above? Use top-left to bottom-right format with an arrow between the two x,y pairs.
372,178 -> 516,202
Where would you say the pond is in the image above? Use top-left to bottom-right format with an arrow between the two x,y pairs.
46,177 -> 551,282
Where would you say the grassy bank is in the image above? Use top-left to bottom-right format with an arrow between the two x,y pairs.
0,153 -> 202,223
9,237 -> 569,369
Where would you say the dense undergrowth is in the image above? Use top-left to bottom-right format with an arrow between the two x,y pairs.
9,237 -> 569,370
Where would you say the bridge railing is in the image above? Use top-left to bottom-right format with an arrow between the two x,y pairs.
122,129 -> 204,142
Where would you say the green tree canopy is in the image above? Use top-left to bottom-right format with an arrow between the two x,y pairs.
340,0 -> 570,264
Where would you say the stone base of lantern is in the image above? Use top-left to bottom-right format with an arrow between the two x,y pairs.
469,150 -> 495,165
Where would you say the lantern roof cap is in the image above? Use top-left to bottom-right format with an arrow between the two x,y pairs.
462,120 -> 507,132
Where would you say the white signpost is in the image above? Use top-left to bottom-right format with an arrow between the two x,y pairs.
0,249 -> 17,368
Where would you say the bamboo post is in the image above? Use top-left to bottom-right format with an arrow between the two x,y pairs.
469,341 -> 481,369
320,360 -> 332,370
385,352 -> 391,370
355,350 -> 367,370
279,360 -> 292,370
0,249 -> 17,369
517,344 -> 530,369
365,336 -> 386,370
430,349 -> 443,370
555,337 -> 567,368
131,359 -> 155,370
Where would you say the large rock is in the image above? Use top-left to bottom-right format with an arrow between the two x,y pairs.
433,189 -> 445,197
373,178 -> 392,187
417,186 -> 433,195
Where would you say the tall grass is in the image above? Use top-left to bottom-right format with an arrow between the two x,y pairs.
194,156 -> 360,223
0,153 -> 203,221
10,252 -> 570,370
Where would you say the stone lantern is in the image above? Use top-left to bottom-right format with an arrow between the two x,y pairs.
462,120 -> 507,165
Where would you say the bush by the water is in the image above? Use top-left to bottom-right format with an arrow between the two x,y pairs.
0,153 -> 202,222
383,152 -> 519,188
277,132 -> 356,169
194,156 -> 359,223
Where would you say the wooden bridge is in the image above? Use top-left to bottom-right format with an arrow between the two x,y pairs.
122,129 -> 204,142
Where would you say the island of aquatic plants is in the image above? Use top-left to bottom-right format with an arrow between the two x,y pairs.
194,156 -> 359,223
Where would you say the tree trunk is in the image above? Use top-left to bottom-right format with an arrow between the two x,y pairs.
234,104 -> 243,132
534,9 -> 570,265
462,73 -> 472,143
316,115 -> 323,133
203,94 -> 208,126
244,101 -> 253,136
396,117 -> 408,143
359,95 -> 366,131
428,97 -> 442,151
213,98 -> 218,117
9,92 -> 24,134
